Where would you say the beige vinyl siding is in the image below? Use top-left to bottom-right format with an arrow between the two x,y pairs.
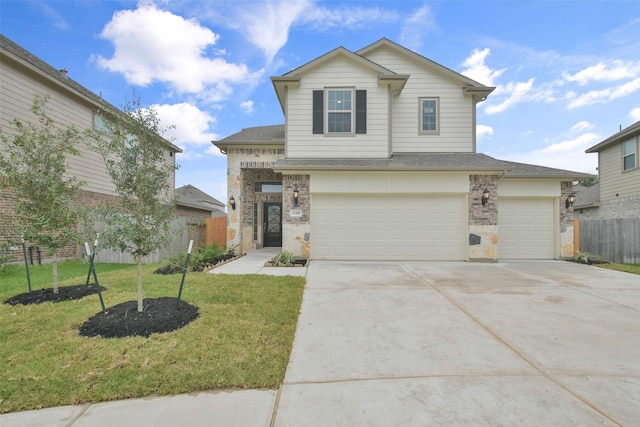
1,59 -> 117,195
285,55 -> 390,158
599,143 -> 640,201
363,47 -> 474,153
1,59 -> 177,197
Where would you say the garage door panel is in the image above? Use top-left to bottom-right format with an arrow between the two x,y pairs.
499,198 -> 555,259
311,194 -> 466,260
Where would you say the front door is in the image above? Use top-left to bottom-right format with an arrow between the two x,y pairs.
263,203 -> 282,247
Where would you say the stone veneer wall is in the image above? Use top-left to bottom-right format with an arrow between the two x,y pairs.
468,175 -> 499,261
282,174 -> 311,257
225,147 -> 285,254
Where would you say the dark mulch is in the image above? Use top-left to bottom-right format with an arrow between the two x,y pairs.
4,284 -> 106,306
153,253 -> 241,275
79,297 -> 199,338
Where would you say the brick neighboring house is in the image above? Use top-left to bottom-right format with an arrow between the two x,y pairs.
214,38 -> 592,261
175,184 -> 226,220
0,35 -> 182,263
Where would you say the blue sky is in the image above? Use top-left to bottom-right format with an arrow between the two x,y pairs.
2,1 -> 639,206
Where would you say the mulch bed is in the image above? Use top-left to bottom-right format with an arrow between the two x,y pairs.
4,284 -> 106,305
79,297 -> 199,338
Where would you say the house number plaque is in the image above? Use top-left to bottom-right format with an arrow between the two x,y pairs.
290,209 -> 303,217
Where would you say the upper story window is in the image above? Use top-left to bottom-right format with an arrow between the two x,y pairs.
622,138 -> 637,171
313,89 -> 366,135
419,97 -> 439,135
327,89 -> 353,134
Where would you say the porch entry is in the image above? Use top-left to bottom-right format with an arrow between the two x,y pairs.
263,202 -> 282,247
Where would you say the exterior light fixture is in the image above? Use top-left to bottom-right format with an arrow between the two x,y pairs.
229,196 -> 236,210
481,188 -> 490,206
566,192 -> 576,209
293,185 -> 299,206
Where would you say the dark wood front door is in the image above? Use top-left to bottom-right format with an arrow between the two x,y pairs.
263,203 -> 282,247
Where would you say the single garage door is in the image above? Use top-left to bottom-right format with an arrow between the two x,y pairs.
311,193 -> 467,260
499,197 -> 555,259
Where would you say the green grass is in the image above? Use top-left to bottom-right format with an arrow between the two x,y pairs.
598,263 -> 640,275
0,262 -> 305,413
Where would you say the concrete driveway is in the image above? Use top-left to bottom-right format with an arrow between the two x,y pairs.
273,261 -> 640,426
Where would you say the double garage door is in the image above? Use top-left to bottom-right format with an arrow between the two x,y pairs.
311,194 -> 556,261
311,194 -> 467,260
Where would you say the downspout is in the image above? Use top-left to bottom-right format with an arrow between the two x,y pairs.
472,95 -> 477,153
388,84 -> 393,157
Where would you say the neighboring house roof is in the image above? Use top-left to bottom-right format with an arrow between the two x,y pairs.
0,35 -> 182,154
586,120 -> 640,153
572,183 -> 600,209
175,184 -> 225,212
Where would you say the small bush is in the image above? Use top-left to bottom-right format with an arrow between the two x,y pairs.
155,243 -> 237,274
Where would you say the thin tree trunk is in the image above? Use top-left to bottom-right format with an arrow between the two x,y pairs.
136,252 -> 143,312
52,252 -> 59,294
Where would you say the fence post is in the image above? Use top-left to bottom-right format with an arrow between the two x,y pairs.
573,219 -> 580,256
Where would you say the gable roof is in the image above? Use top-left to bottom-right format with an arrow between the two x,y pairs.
586,120 -> 640,153
1,35 -> 182,154
271,43 -> 409,111
357,38 -> 495,100
175,184 -> 225,211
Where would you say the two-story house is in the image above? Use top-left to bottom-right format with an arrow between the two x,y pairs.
214,38 -> 591,261
0,35 -> 182,262
576,120 -> 640,219
573,121 -> 640,263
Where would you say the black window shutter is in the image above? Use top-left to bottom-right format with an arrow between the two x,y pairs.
355,90 -> 367,134
312,90 -> 323,134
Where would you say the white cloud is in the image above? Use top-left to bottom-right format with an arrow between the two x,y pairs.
152,102 -> 218,148
570,121 -> 593,133
534,132 -> 599,154
484,78 -> 535,115
476,124 -> 493,140
94,3 -> 262,94
398,5 -> 436,52
231,0 -> 311,63
300,4 -> 399,32
240,100 -> 254,115
630,107 -> 640,122
563,60 -> 640,85
460,48 -> 505,86
567,77 -> 640,109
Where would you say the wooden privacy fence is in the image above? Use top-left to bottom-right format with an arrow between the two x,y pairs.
577,218 -> 640,264
205,216 -> 227,246
93,216 -> 227,264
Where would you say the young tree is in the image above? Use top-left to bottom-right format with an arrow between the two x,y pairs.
87,92 -> 177,312
0,95 -> 85,293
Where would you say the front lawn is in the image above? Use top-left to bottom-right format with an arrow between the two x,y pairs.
0,262 -> 305,413
598,263 -> 640,275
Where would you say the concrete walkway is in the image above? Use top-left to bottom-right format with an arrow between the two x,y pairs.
208,249 -> 307,276
2,258 -> 639,426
